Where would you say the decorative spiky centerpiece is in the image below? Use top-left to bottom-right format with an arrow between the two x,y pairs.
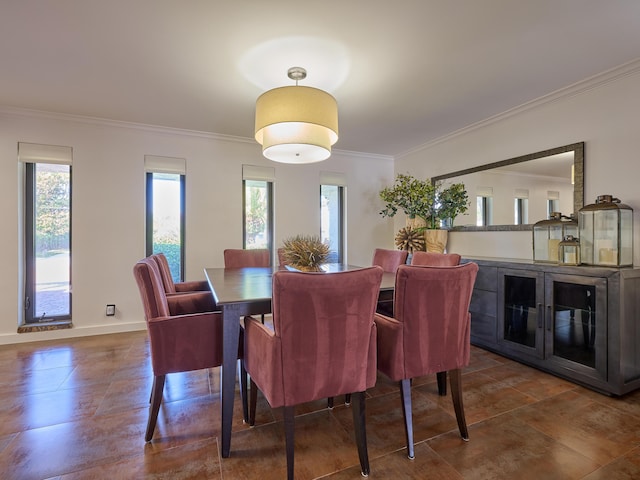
281,234 -> 330,272
395,225 -> 426,253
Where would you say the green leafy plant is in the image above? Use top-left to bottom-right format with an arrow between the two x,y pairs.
281,234 -> 330,271
437,182 -> 470,228
379,173 -> 469,229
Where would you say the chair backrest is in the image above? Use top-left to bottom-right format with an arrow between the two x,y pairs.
270,266 -> 383,406
134,257 -> 223,375
277,248 -> 287,269
151,253 -> 177,293
410,251 -> 461,266
133,257 -> 171,320
372,248 -> 409,273
224,248 -> 271,268
393,263 -> 478,378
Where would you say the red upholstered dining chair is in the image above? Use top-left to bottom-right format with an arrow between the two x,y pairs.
409,251 -> 462,395
133,257 -> 245,441
150,253 -> 216,314
374,262 -> 478,459
410,251 -> 461,266
153,253 -> 209,292
372,248 -> 409,273
277,247 -> 287,270
372,248 -> 408,317
244,266 -> 383,480
223,248 -> 271,268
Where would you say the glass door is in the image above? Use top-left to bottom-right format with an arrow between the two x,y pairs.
544,273 -> 607,382
497,268 -> 544,358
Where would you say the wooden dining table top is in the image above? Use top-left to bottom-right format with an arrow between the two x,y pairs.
204,264 -> 396,306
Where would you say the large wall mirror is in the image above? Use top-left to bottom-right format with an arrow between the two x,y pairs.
433,142 -> 584,231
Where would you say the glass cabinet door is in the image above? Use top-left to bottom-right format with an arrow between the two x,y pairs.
544,273 -> 607,382
497,269 -> 544,357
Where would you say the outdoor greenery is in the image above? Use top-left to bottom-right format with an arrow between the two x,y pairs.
245,181 -> 268,247
379,173 -> 469,229
35,168 -> 70,255
154,243 -> 181,283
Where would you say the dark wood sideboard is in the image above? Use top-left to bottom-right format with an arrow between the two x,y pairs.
462,256 -> 640,396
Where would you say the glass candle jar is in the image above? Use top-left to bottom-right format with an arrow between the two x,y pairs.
578,195 -> 633,267
533,212 -> 578,263
558,235 -> 580,266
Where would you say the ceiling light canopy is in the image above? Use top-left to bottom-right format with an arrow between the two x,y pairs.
255,67 -> 338,164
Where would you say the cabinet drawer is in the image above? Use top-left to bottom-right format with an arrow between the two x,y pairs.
470,289 -> 497,317
475,265 -> 497,292
471,312 -> 497,346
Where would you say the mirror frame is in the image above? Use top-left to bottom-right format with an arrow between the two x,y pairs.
432,142 -> 584,231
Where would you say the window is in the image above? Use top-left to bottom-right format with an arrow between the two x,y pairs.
21,143 -> 72,323
476,187 -> 493,226
514,189 -> 529,225
514,198 -> 528,225
242,165 -> 275,253
320,184 -> 345,263
548,191 -> 560,218
145,156 -> 186,283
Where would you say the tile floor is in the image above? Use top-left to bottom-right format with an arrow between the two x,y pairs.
2,330 -> 640,479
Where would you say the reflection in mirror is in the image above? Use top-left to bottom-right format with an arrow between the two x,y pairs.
433,142 -> 584,231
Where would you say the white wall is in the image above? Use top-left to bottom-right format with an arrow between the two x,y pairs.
0,109 -> 394,344
396,62 -> 640,263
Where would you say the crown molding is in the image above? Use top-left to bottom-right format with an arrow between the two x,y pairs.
396,57 -> 640,160
0,105 -> 255,144
331,147 -> 393,162
0,104 -> 393,162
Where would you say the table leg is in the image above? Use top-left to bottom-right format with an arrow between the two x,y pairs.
221,304 -> 241,458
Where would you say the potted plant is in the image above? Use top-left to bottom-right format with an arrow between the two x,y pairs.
281,234 -> 330,271
379,173 -> 469,252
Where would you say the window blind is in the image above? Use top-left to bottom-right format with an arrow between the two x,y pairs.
144,155 -> 186,174
242,164 -> 275,182
18,142 -> 72,165
320,171 -> 347,186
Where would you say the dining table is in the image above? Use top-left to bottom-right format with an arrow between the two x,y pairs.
204,264 -> 395,458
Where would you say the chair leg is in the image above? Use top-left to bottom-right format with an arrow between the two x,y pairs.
249,378 -> 258,426
400,378 -> 415,459
328,392 -> 351,408
145,374 -> 165,442
283,406 -> 296,480
238,359 -> 249,424
436,371 -> 447,396
449,368 -> 469,441
351,391 -> 370,476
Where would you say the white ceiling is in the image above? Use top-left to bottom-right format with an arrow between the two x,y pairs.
1,1 -> 639,157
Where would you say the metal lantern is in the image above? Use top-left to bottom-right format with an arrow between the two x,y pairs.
558,235 -> 580,266
578,195 -> 633,267
533,212 -> 578,263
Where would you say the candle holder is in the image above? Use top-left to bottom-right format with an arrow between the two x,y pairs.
533,212 -> 578,263
558,235 -> 580,266
578,195 -> 633,267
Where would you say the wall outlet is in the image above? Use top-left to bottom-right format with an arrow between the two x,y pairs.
106,304 -> 116,316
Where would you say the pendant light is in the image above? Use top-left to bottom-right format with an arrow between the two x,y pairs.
255,67 -> 338,164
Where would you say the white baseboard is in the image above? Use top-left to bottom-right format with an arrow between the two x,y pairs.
0,321 -> 147,346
